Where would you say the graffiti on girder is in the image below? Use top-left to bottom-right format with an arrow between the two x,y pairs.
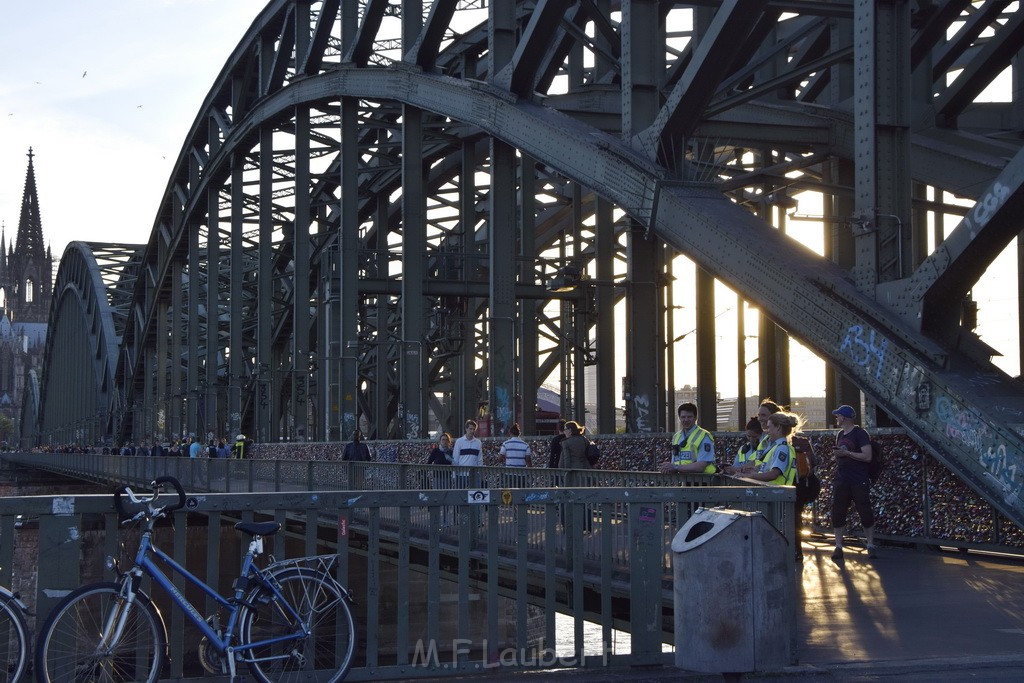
839,324 -> 889,380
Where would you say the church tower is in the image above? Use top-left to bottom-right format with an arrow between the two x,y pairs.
0,148 -> 52,444
6,148 -> 53,322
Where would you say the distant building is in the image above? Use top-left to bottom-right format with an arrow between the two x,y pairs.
0,149 -> 53,443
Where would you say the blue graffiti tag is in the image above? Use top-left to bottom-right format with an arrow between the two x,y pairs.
839,324 -> 888,380
494,386 -> 513,429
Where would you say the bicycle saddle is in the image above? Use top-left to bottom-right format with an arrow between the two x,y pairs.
234,521 -> 282,537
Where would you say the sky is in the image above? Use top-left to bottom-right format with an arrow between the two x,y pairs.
1,1 -> 1018,403
0,0 -> 267,260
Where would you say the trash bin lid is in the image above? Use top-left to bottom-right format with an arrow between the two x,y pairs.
671,507 -> 763,553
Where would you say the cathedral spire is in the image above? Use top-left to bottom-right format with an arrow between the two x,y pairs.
0,223 -> 6,280
15,148 -> 47,262
9,147 -> 53,323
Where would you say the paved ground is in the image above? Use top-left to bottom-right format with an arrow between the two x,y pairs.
408,537 -> 1024,681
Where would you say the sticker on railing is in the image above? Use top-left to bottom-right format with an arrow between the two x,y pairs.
467,490 -> 491,504
52,498 -> 74,515
502,490 -> 512,506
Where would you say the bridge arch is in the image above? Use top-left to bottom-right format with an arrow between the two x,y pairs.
32,1 -> 1024,527
33,243 -> 138,446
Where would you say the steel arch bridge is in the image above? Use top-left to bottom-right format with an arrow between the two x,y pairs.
25,0 -> 1024,527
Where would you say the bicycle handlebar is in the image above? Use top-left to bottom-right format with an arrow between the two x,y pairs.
115,476 -> 187,518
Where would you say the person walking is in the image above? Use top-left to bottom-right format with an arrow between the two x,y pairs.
659,402 -> 716,474
500,423 -> 531,468
548,419 -> 566,468
453,420 -> 485,525
557,421 -> 591,470
452,420 -> 483,488
558,421 -> 593,532
342,429 -> 372,461
830,404 -> 877,561
501,423 -> 532,489
427,433 -> 453,465
452,420 -> 483,467
426,432 -> 455,525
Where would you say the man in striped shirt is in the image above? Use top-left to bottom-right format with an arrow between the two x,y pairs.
500,423 -> 532,468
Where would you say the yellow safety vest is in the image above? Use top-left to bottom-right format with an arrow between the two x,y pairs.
735,443 -> 756,465
759,442 -> 796,485
671,427 -> 716,474
754,432 -> 773,464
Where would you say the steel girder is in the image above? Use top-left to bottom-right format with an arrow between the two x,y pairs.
34,242 -> 140,446
31,1 -> 1024,527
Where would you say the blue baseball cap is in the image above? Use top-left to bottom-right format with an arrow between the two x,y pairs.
831,405 -> 856,419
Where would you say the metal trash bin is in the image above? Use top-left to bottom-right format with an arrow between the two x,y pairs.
671,507 -> 790,673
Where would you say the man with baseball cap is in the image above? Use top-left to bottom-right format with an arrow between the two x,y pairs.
830,404 -> 876,561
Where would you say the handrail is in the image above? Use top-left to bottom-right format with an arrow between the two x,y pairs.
0,468 -> 796,679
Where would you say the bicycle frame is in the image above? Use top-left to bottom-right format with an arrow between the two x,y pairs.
119,525 -> 310,663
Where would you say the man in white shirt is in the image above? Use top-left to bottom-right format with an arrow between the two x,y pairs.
452,420 -> 483,467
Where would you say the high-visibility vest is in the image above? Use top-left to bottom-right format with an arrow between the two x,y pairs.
735,443 -> 756,465
671,427 -> 716,474
759,442 -> 796,485
754,432 -> 773,463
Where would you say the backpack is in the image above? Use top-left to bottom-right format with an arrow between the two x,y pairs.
868,440 -> 884,482
791,435 -> 814,478
585,441 -> 601,467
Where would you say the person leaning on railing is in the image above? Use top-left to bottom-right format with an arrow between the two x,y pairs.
659,402 -> 716,474
744,411 -> 799,486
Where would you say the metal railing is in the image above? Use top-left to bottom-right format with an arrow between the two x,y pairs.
0,454 -> 796,680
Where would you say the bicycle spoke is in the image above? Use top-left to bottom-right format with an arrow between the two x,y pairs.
240,569 -> 355,683
0,597 -> 28,683
36,584 -> 163,683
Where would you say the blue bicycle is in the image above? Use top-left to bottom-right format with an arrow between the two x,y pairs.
34,476 -> 356,682
0,584 -> 29,683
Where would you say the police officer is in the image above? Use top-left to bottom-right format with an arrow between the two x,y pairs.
659,403 -> 716,474
746,411 -> 799,486
724,416 -> 763,475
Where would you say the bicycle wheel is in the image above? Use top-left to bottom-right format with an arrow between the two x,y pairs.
0,593 -> 28,682
35,582 -> 165,683
239,567 -> 356,683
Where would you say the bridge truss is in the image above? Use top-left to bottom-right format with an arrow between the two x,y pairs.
28,1 -> 1024,527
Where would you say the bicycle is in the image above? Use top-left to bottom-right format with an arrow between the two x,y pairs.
34,475 -> 357,682
0,583 -> 29,682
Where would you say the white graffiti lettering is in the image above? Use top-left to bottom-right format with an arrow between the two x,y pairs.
936,396 -> 991,453
634,394 -> 652,433
967,181 -> 1010,238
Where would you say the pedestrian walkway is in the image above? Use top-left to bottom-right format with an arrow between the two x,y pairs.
410,537 -> 1024,682
795,536 -> 1024,675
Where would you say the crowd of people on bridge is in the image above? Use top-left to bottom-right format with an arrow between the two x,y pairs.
36,433 -> 253,459
31,405 -> 1023,550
